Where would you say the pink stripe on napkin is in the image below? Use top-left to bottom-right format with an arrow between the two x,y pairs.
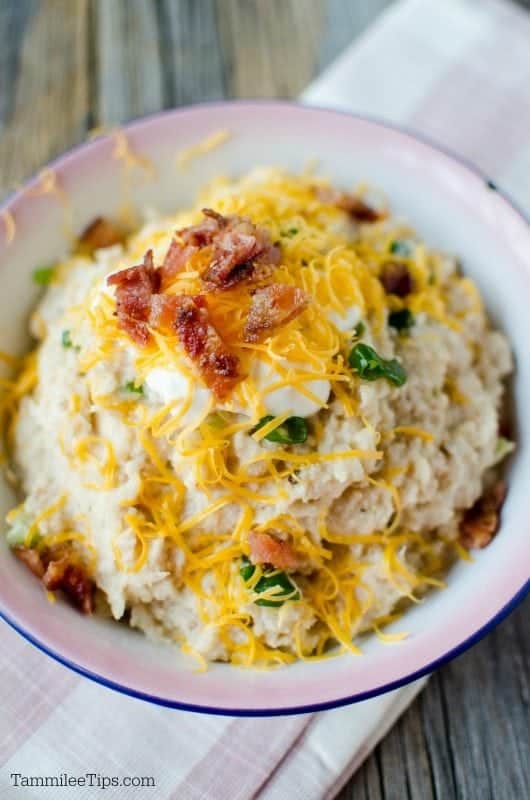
409,0 -> 530,177
176,717 -> 311,800
0,623 -> 79,766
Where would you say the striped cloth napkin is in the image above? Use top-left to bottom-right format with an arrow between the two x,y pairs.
1,0 -> 529,797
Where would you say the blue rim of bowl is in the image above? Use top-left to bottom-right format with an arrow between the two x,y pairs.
0,99 -> 529,717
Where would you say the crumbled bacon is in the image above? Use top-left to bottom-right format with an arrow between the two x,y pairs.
379,261 -> 413,297
151,294 -> 240,399
248,531 -> 304,571
107,245 -> 241,395
42,556 -> 93,614
148,293 -> 182,331
14,546 -> 45,578
107,250 -> 161,345
316,187 -> 382,223
14,547 -> 94,614
203,210 -> 280,288
160,208 -> 280,290
79,216 -> 125,252
244,283 -> 310,343
180,208 -> 227,247
460,481 -> 507,550
162,239 -> 196,283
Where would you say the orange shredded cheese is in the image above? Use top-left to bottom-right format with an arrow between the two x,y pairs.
1,167 -> 486,669
1,209 -> 16,245
176,129 -> 231,170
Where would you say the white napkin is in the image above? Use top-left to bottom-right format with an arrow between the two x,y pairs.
2,0 -> 529,797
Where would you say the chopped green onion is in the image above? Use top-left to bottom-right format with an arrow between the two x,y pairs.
240,558 -> 300,607
240,559 -> 256,583
349,342 -> 407,387
32,266 -> 55,285
353,321 -> 365,338
281,227 -> 298,238
123,381 -> 144,395
388,309 -> 415,331
252,415 -> 308,445
6,512 -> 41,548
206,412 -> 228,430
61,330 -> 73,348
493,436 -> 515,465
389,240 -> 413,257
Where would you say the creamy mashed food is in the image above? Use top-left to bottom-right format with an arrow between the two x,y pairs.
3,168 -> 513,667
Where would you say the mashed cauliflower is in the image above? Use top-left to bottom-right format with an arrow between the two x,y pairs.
3,168 -> 513,668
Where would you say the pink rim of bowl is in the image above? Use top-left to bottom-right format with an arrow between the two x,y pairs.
0,101 -> 529,716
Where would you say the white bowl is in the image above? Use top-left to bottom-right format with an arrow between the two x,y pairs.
0,102 -> 528,715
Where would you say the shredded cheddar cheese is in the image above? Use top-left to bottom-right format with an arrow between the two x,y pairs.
1,209 -> 16,245
393,426 -> 434,442
1,166 -> 495,671
176,129 -> 231,170
26,167 -> 74,242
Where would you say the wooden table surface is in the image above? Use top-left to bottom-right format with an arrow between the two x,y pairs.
0,2 -> 528,799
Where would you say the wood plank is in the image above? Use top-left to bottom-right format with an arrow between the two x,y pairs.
158,0 -> 226,106
341,600 -> 530,800
317,0 -> 393,71
95,0 -> 164,125
0,0 -> 37,130
0,0 -> 89,195
216,0 -> 323,98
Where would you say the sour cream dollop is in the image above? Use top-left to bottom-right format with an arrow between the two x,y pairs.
249,358 -> 330,418
145,355 -> 331,421
145,368 -> 211,425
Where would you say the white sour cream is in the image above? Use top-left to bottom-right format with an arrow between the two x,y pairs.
250,358 -> 330,418
144,367 -> 211,425
145,355 -> 331,422
327,305 -> 362,332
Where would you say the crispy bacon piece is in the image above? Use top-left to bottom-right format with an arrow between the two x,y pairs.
248,532 -> 304,571
162,239 -> 196,283
14,547 -> 94,614
107,250 -> 161,345
244,283 -> 310,343
148,293 -> 182,331
379,261 -> 413,297
316,187 -> 382,223
14,546 -> 45,578
79,216 -> 125,252
160,210 -> 224,285
107,247 -> 241,395
42,556 -> 93,614
161,209 -> 280,290
203,209 -> 280,288
460,481 -> 507,550
151,294 -> 240,399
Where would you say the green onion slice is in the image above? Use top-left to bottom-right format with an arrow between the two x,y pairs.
123,381 -> 144,395
349,342 -> 407,387
251,415 -> 308,445
389,240 -> 413,257
240,558 -> 300,607
32,266 -> 55,285
353,321 -> 365,338
388,309 -> 414,331
6,512 -> 41,548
